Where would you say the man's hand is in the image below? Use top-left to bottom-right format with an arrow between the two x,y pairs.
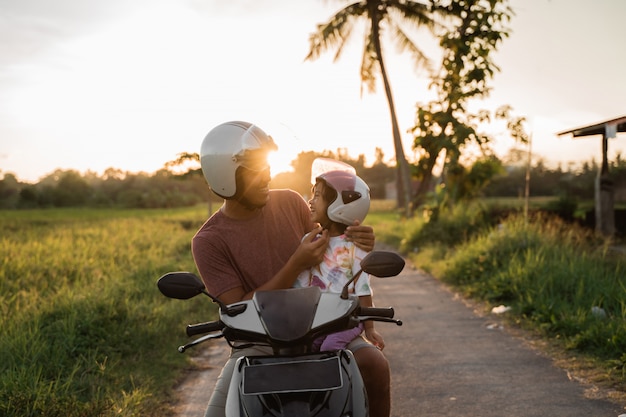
346,220 -> 375,252
292,226 -> 329,270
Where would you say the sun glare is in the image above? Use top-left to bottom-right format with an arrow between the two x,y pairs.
260,120 -> 303,177
268,149 -> 295,177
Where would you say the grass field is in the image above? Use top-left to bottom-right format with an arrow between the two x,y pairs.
0,206 -> 217,416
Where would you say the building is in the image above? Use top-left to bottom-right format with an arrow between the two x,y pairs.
558,115 -> 626,237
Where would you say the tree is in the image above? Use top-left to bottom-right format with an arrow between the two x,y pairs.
0,173 -> 20,208
305,0 -> 443,216
164,152 -> 200,174
410,0 -> 513,211
360,148 -> 396,199
444,155 -> 504,203
53,171 -> 92,207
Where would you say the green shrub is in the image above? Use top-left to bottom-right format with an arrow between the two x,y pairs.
399,201 -> 504,251
441,213 -> 625,367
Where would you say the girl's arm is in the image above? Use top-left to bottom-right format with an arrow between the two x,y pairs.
359,295 -> 385,350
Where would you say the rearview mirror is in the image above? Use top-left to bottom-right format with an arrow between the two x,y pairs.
157,272 -> 206,300
360,251 -> 405,277
340,251 -> 405,299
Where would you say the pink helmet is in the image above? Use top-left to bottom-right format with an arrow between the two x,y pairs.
313,158 -> 370,225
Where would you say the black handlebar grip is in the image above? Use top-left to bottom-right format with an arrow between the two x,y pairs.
186,321 -> 224,337
359,307 -> 395,318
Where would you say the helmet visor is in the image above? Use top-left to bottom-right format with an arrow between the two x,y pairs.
238,125 -> 277,152
233,125 -> 278,171
236,150 -> 271,172
311,158 -> 355,184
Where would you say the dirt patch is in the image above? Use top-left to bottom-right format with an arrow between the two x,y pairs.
169,342 -> 230,417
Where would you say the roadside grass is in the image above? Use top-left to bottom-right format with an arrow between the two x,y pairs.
367,201 -> 626,399
366,200 -> 408,249
0,206 -> 216,416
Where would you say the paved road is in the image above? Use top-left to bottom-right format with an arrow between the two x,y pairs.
375,259 -> 624,417
172,255 -> 626,417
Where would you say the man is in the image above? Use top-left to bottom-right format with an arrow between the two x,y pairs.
191,121 -> 391,417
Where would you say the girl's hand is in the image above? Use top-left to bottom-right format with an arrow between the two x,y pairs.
364,328 -> 385,351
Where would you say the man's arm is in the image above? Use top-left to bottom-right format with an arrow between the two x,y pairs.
218,227 -> 330,305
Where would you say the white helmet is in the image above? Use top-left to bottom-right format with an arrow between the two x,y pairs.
315,168 -> 370,226
200,121 -> 277,198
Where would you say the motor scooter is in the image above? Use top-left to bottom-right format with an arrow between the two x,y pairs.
157,250 -> 405,417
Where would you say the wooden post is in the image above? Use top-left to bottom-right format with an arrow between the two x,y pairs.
595,124 -> 616,237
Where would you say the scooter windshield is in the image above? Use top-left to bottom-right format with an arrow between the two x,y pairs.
253,287 -> 321,342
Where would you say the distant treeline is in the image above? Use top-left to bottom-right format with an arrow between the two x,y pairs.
1,152 -> 625,210
0,168 -> 211,209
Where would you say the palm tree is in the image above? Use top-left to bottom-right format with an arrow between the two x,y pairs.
305,0 -> 440,216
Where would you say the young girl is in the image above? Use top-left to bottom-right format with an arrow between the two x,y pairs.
294,159 -> 385,351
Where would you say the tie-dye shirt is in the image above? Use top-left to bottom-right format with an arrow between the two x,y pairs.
294,234 -> 371,296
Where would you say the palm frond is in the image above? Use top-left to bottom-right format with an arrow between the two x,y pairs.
387,17 -> 432,74
388,0 -> 441,32
305,3 -> 368,62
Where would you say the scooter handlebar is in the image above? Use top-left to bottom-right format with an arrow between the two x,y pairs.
186,321 -> 224,337
358,306 -> 395,318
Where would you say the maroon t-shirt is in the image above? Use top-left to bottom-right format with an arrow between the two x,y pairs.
191,189 -> 315,297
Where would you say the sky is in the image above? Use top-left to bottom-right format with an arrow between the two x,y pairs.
1,0 -> 625,183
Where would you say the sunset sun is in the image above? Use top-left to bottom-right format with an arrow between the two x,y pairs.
268,149 -> 296,177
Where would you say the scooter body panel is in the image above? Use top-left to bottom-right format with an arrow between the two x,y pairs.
226,350 -> 367,417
